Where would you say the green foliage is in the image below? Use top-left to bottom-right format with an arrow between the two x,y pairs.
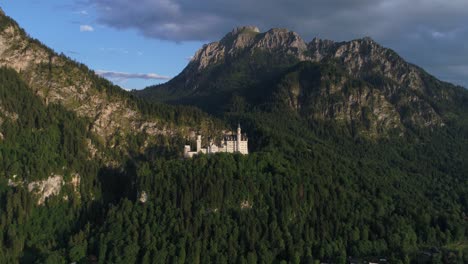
88,126 -> 468,262
0,67 -> 93,181
139,49 -> 300,114
87,101 -> 468,263
0,66 -> 221,263
0,67 -> 104,262
0,10 -> 14,31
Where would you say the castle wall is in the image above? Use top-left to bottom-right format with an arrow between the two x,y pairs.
209,144 -> 219,153
185,152 -> 197,158
226,141 -> 236,153
238,140 -> 248,154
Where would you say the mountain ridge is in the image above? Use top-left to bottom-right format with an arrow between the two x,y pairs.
137,26 -> 468,137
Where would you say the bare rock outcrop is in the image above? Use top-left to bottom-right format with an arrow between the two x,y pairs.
240,200 -> 253,209
138,191 -> 148,203
28,175 -> 64,205
254,28 -> 308,59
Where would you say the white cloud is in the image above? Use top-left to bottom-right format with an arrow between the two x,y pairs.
80,25 -> 94,32
431,31 -> 445,38
96,70 -> 172,81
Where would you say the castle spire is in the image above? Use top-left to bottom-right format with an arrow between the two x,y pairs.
237,123 -> 241,152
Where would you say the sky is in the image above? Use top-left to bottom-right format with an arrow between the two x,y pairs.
1,0 -> 467,89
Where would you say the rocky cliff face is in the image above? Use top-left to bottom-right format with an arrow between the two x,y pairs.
302,38 -> 448,129
0,17 -> 158,141
307,37 -> 428,96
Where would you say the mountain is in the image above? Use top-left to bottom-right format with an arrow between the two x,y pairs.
138,26 -> 468,137
0,11 -> 221,160
1,10 -> 468,264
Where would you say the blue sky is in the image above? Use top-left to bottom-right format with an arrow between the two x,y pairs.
2,0 -> 467,89
1,0 -> 203,90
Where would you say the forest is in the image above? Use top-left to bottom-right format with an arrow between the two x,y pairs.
0,65 -> 468,264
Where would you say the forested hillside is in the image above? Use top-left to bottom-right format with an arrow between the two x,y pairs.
0,67 -> 102,263
132,26 -> 468,263
92,119 -> 468,263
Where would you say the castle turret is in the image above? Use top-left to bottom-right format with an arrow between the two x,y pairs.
184,145 -> 191,154
237,123 -> 241,152
196,135 -> 202,152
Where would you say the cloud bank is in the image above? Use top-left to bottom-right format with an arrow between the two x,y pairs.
85,0 -> 468,87
96,70 -> 171,81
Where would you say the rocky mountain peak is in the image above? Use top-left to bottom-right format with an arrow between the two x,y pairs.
221,25 -> 261,43
191,26 -> 310,70
0,8 -> 4,16
220,25 -> 261,53
332,36 -> 421,88
307,37 -> 336,61
190,26 -> 263,71
168,26 -> 437,96
254,28 -> 308,58
337,36 -> 385,57
361,36 -> 376,43
230,26 -> 260,35
310,37 -> 335,45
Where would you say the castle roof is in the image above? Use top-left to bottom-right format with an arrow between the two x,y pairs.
223,134 -> 248,141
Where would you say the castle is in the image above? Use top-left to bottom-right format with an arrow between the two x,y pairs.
184,124 -> 249,158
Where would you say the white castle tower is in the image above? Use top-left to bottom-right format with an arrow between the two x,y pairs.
196,135 -> 202,153
236,124 -> 248,154
237,123 -> 241,152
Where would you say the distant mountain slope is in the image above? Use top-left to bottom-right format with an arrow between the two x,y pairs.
138,26 -> 468,137
0,11 -> 221,156
0,67 -> 93,181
